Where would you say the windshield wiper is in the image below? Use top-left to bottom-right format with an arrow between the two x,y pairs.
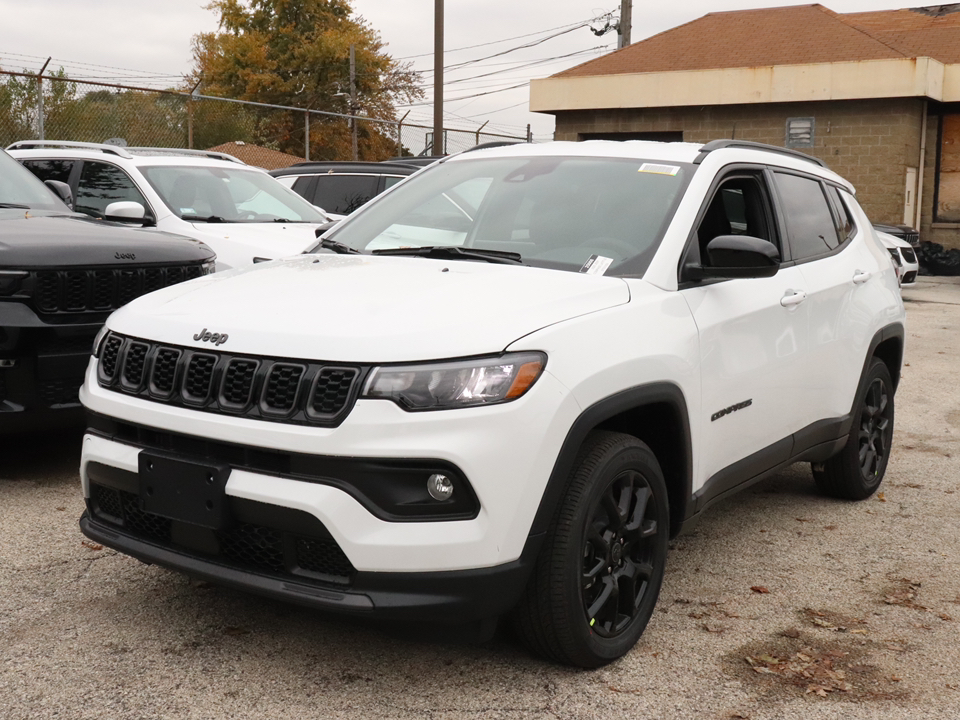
371,246 -> 523,265
181,214 -> 235,223
317,238 -> 361,254
0,203 -> 31,209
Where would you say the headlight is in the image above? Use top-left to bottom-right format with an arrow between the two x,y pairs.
92,325 -> 111,357
0,270 -> 27,297
363,352 -> 546,410
201,260 -> 217,275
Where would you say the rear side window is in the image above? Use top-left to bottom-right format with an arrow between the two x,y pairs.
74,161 -> 148,219
312,175 -> 380,214
774,172 -> 842,260
21,159 -> 75,184
825,185 -> 857,243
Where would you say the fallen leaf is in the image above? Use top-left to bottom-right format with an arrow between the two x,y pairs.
823,525 -> 837,530
56,506 -> 66,511
702,624 -> 725,634
81,540 -> 103,551
780,628 -> 801,639
939,613 -> 953,621
608,685 -> 622,693
876,492 -> 886,502
891,675 -> 902,682
795,517 -> 812,523
751,586 -> 770,594
850,628 -> 869,634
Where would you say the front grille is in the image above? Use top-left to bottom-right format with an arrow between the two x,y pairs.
98,333 -> 365,427
903,271 -> 917,284
89,483 -> 355,582
28,264 -> 208,315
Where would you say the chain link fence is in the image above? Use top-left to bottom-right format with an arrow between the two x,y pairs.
0,70 -> 528,166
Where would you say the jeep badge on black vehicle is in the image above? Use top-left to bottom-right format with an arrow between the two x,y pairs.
0,148 -> 215,434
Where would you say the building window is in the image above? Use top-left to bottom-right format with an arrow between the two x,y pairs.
785,118 -> 815,148
936,113 -> 960,222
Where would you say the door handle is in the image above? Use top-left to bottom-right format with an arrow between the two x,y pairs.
780,289 -> 807,307
852,270 -> 872,284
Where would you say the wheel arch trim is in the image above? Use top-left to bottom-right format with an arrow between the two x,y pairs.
526,382 -> 693,542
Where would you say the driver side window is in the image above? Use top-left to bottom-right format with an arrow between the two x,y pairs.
694,174 -> 778,267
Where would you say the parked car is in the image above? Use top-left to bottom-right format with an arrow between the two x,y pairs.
872,222 -> 919,249
78,139 -> 904,667
270,161 -> 419,219
8,141 -> 331,270
877,230 -> 919,286
0,148 -> 214,434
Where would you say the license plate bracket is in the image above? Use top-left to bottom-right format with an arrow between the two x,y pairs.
138,452 -> 231,530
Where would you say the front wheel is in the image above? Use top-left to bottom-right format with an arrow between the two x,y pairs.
813,357 -> 895,500
513,431 -> 669,667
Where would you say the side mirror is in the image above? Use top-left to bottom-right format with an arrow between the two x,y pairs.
44,180 -> 73,209
686,235 -> 780,280
104,201 -> 150,226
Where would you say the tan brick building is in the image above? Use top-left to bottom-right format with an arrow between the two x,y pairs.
530,4 -> 960,249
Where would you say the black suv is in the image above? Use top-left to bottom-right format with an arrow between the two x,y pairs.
269,161 -> 418,217
0,149 -> 215,434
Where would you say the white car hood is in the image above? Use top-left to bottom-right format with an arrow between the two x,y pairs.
107,254 -> 631,362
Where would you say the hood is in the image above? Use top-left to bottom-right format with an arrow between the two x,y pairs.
0,209 -> 214,267
107,254 -> 631,362
186,221 -> 324,261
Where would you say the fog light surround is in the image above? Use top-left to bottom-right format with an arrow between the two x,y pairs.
427,473 -> 454,501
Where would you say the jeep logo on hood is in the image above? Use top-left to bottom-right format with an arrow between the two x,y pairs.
115,252 -> 136,260
193,328 -> 229,346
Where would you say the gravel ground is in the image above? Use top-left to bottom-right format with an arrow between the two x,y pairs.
1,277 -> 958,720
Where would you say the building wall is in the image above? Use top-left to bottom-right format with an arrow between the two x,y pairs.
552,98 -> 944,244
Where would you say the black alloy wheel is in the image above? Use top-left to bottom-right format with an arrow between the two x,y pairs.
582,469 -> 659,638
513,431 -> 669,667
813,357 -> 895,500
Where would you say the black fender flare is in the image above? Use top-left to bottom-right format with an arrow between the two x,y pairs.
524,382 -> 693,548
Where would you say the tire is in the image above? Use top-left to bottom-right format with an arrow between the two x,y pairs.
813,357 -> 895,500
512,431 -> 670,667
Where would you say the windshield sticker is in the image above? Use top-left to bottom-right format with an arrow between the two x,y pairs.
580,255 -> 613,276
638,163 -> 680,176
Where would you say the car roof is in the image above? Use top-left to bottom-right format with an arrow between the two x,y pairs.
6,141 -> 255,171
269,161 -> 418,177
444,139 -> 851,190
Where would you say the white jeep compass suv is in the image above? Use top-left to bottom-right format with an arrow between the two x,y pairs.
78,140 -> 905,667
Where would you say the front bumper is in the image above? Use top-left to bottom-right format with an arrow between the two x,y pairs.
1,308 -> 100,434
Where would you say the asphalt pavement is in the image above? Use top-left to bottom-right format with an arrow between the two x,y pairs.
1,276 -> 958,719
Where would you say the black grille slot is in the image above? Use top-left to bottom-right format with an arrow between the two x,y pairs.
901,247 -> 917,264
150,348 -> 181,396
36,272 -> 60,312
116,270 -> 139,306
220,359 -> 258,408
100,335 -> 123,380
219,523 -> 285,573
295,537 -> 355,580
186,266 -> 202,280
166,266 -> 185,286
64,271 -> 88,311
262,364 -> 304,413
310,368 -> 358,416
183,353 -> 217,402
91,270 -> 114,309
121,342 -> 149,388
143,268 -> 164,294
91,484 -> 123,522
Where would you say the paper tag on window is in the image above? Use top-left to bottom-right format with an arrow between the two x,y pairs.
638,163 -> 680,176
580,255 -> 613,275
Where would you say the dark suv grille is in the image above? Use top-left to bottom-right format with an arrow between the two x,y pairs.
98,333 -> 366,427
30,264 -> 207,315
89,483 -> 355,582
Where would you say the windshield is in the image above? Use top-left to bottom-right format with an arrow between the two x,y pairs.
322,155 -> 693,276
0,150 -> 69,211
140,165 -> 327,223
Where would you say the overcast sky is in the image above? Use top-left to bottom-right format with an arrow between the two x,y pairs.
0,0 -> 921,141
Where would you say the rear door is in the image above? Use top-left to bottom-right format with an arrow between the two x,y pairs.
773,173 -> 877,425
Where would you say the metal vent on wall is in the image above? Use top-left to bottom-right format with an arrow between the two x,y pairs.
786,117 -> 815,149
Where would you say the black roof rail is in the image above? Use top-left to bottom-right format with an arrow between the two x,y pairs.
694,139 -> 825,167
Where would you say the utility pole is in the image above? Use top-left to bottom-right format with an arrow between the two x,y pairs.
618,0 -> 632,48
434,0 -> 443,155
349,44 -> 358,161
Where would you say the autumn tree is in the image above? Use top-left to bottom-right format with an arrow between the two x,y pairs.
189,0 -> 422,160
